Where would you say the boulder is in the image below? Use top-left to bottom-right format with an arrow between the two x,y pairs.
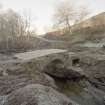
0,67 -> 3,76
0,73 -> 57,95
44,59 -> 85,80
4,84 -> 79,105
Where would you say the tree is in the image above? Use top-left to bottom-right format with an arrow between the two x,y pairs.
22,9 -> 32,36
0,9 -> 23,49
53,1 -> 75,33
0,8 -> 36,50
75,5 -> 90,23
0,8 -> 34,38
53,1 -> 90,34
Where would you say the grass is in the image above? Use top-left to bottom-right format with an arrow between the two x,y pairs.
55,79 -> 83,95
63,81 -> 83,95
22,61 -> 38,76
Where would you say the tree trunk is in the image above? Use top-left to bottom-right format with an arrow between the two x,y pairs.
66,18 -> 72,34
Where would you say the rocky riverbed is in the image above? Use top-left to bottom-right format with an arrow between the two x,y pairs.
0,49 -> 105,105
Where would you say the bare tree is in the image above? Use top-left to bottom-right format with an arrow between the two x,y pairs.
0,9 -> 23,49
53,1 -> 75,33
0,8 -> 36,50
21,9 -> 34,37
75,5 -> 90,23
53,1 -> 90,34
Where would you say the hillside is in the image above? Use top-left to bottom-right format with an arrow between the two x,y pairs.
44,12 -> 105,43
72,12 -> 105,32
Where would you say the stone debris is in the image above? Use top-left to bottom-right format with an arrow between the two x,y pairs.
0,49 -> 105,105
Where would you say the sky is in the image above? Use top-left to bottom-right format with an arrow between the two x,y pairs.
0,0 -> 105,34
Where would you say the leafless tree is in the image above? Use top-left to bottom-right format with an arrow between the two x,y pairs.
75,5 -> 90,23
53,1 -> 90,34
53,1 -> 75,33
0,8 -> 36,50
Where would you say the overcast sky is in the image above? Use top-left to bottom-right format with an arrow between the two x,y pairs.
0,0 -> 105,34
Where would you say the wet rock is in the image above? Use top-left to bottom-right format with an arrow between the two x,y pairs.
6,66 -> 26,76
0,72 -> 57,95
67,82 -> 105,105
0,96 -> 7,105
44,59 -> 85,80
1,50 -> 105,105
0,68 -> 3,76
4,84 -> 79,105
